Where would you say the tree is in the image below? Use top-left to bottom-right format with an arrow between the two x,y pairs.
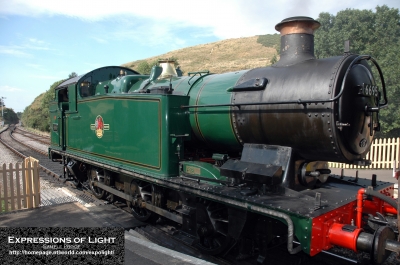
136,59 -> 173,75
21,79 -> 65,132
167,57 -> 180,68
270,53 -> 278,65
314,5 -> 400,138
2,108 -> 18,124
257,33 -> 280,53
68,72 -> 78,78
136,61 -> 152,75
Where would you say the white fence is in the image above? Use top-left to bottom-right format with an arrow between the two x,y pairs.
329,138 -> 400,169
0,157 -> 40,212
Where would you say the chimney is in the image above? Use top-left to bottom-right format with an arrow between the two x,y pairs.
274,16 -> 320,67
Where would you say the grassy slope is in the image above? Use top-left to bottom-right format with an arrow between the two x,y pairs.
122,36 -> 277,74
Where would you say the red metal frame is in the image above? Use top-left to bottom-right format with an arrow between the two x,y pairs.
309,186 -> 397,256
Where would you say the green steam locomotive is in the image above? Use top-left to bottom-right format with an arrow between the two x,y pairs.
49,17 -> 399,264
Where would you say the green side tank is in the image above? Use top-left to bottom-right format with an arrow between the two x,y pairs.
137,61 -> 246,153
49,66 -> 191,178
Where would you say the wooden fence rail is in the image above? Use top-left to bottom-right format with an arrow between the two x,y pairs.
329,138 -> 400,169
0,157 -> 40,212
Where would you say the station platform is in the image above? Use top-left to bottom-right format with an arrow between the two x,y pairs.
0,202 -> 215,265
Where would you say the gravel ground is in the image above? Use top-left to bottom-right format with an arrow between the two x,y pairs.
0,126 -> 22,166
0,141 -> 22,165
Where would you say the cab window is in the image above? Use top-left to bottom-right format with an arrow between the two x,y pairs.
79,76 -> 94,97
57,88 -> 69,111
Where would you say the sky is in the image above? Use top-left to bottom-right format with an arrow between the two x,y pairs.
0,0 -> 399,113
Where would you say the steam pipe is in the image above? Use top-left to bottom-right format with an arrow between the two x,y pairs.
364,187 -> 398,210
356,187 -> 398,228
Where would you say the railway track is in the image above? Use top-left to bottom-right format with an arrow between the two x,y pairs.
0,125 -> 103,204
0,125 -> 63,178
14,127 -> 50,145
1,125 -> 398,264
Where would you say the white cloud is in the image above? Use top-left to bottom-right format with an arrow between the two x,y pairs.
91,37 -> 108,44
26,38 -> 50,50
28,74 -> 59,80
0,14 -> 9,20
0,85 -> 24,92
0,86 -> 35,112
83,63 -> 104,72
0,37 -> 50,58
109,21 -> 189,49
1,0 -> 398,38
0,45 -> 32,57
25,63 -> 43,70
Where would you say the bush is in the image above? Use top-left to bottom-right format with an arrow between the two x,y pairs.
257,34 -> 280,53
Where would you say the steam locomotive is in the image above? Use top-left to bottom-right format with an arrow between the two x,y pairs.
49,16 -> 399,264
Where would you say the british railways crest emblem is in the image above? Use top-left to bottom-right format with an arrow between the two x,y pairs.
90,115 -> 110,138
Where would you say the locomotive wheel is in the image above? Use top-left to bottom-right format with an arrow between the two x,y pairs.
89,169 -> 107,199
195,200 -> 232,255
126,181 -> 153,222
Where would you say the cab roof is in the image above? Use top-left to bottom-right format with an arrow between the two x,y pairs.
56,66 -> 139,89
